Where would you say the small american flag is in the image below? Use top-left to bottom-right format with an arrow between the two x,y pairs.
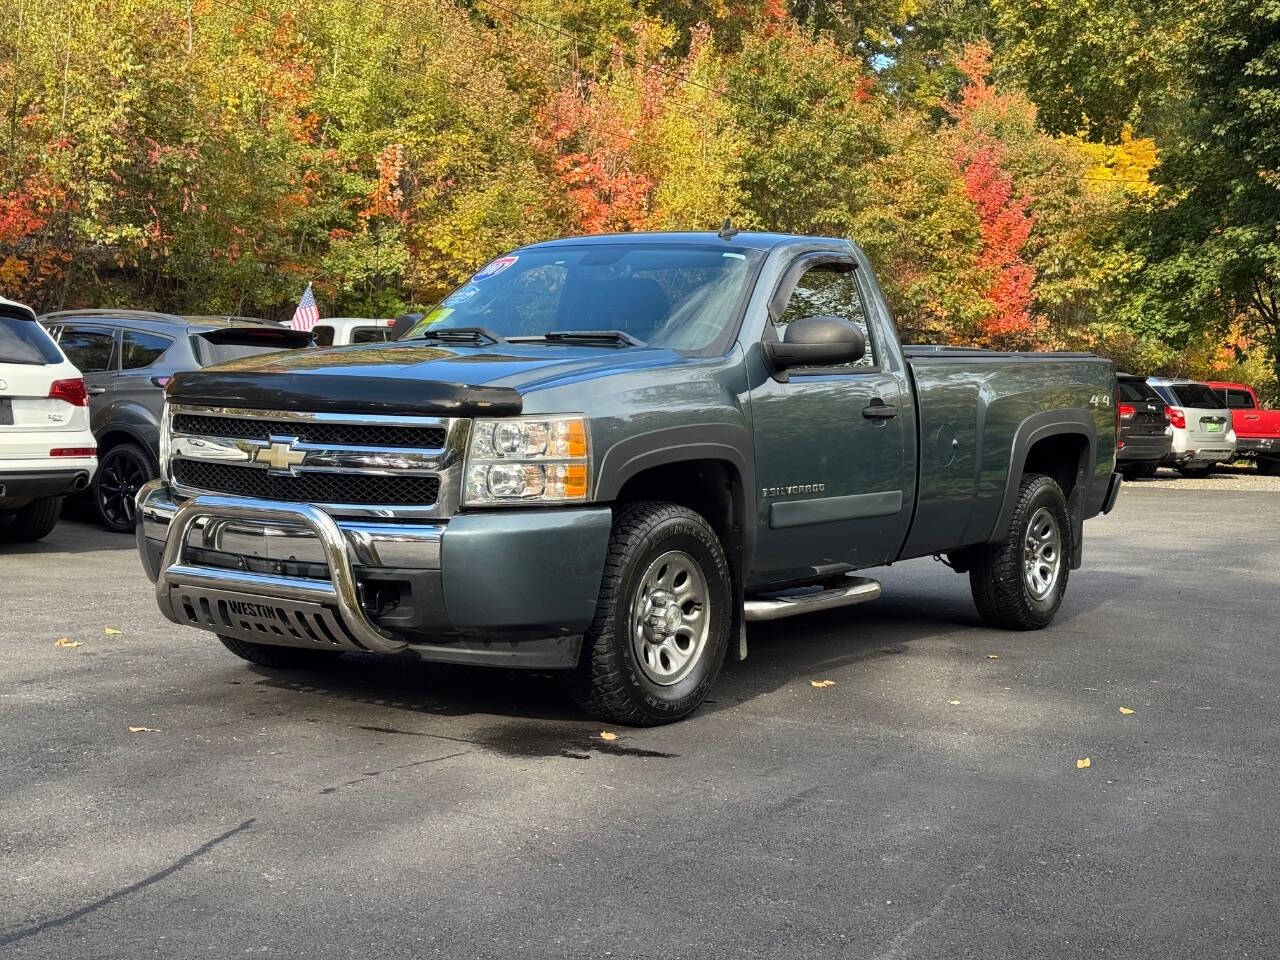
289,282 -> 319,331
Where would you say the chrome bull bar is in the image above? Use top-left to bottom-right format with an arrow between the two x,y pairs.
156,493 -> 408,654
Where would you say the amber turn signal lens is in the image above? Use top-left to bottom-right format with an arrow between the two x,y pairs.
565,419 -> 587,458
564,463 -> 588,499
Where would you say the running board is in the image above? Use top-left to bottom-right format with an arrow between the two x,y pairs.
743,576 -> 882,622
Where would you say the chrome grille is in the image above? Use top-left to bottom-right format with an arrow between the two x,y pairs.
172,414 -> 446,449
167,404 -> 460,515
172,460 -> 440,506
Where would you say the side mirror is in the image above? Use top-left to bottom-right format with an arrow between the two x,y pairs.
764,315 -> 866,375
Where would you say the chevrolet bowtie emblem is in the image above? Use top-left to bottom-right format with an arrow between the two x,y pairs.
254,438 -> 307,473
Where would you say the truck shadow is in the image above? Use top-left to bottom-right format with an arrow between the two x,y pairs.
246,564 -> 1140,730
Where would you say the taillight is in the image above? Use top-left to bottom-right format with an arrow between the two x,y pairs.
50,447 -> 96,457
1166,406 -> 1186,429
48,378 -> 88,407
151,375 -> 171,388
1118,403 -> 1136,420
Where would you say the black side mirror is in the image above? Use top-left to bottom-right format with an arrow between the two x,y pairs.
764,315 -> 866,375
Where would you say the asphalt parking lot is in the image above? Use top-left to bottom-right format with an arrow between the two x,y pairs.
2,477 -> 1277,959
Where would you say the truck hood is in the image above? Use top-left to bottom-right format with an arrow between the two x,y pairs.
166,339 -> 687,416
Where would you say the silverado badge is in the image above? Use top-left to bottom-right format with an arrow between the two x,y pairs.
254,438 -> 307,473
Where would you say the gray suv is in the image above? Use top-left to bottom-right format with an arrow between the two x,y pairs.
39,311 -> 312,531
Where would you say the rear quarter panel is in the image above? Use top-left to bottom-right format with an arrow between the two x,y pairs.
898,355 -> 1116,560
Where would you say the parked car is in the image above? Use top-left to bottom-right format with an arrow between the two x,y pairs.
1116,373 -> 1173,479
135,231 -> 1120,725
1146,377 -> 1237,477
310,317 -> 396,346
38,310 -> 314,532
0,297 -> 96,542
1206,381 -> 1280,475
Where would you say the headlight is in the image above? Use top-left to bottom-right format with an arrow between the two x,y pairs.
464,415 -> 590,505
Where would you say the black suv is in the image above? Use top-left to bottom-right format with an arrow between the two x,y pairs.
39,311 -> 312,531
1116,373 -> 1173,479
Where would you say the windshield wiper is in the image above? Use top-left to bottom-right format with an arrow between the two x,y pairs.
415,326 -> 505,345
533,330 -> 645,348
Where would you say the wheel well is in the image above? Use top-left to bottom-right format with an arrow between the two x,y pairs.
1022,433 -> 1089,497
613,459 -> 745,566
97,430 -> 154,463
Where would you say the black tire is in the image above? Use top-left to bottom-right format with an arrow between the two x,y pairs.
1120,460 -> 1159,480
1176,464 -> 1213,478
93,442 -> 155,533
969,473 -> 1071,631
218,634 -> 343,668
569,502 -> 732,726
0,497 -> 62,543
1257,457 -> 1280,477
1138,460 -> 1160,478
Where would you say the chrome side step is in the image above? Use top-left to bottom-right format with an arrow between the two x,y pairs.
743,575 -> 882,622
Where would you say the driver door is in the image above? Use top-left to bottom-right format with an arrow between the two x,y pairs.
749,257 -> 912,583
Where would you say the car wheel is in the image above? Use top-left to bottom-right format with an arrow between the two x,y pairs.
969,473 -> 1071,631
218,635 -> 344,668
569,502 -> 732,726
1257,458 -> 1280,477
93,442 -> 154,533
1138,461 -> 1160,478
0,497 -> 62,543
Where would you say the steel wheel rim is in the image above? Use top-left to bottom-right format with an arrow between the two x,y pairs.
98,450 -> 147,526
630,549 -> 710,686
1022,506 -> 1061,600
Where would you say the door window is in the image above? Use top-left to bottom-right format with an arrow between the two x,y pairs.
350,326 -> 391,344
59,326 -> 117,373
774,264 -> 875,369
312,325 -> 335,347
1224,389 -> 1255,409
121,330 -> 173,369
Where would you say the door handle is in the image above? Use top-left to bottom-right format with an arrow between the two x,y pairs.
862,399 -> 898,419
87,386 -> 107,396
1245,414 -> 1260,420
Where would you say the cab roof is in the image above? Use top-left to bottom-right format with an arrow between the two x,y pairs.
520,231 -> 847,253
38,309 -> 277,330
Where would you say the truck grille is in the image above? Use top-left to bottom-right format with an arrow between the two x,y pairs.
172,460 -> 440,506
172,414 -> 446,449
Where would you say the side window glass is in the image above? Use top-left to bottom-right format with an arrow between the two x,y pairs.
350,327 -> 389,344
774,265 -> 875,369
121,330 -> 172,369
1227,390 -> 1254,409
312,325 -> 335,347
59,326 -> 117,373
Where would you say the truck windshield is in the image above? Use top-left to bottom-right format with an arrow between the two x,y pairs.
407,244 -> 763,352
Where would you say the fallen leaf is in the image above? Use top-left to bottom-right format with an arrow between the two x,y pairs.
104,627 -> 122,636
1077,757 -> 1091,769
948,700 -> 961,705
809,679 -> 836,688
128,726 -> 159,733
599,731 -> 617,741
1119,707 -> 1135,715
986,654 -> 999,660
54,637 -> 82,648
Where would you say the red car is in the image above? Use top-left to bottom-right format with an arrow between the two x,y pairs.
1207,381 -> 1280,475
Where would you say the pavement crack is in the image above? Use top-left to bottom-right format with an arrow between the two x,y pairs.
0,819 -> 255,947
872,861 -> 984,960
318,749 -> 471,794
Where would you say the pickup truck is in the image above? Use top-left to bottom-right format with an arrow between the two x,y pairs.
134,232 -> 1121,725
1207,381 -> 1280,475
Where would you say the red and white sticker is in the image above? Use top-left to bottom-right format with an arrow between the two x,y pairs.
474,255 -> 517,280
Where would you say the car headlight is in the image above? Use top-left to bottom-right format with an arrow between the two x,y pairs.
463,415 -> 590,505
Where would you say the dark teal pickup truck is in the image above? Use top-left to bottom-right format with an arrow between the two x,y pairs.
135,231 -> 1121,724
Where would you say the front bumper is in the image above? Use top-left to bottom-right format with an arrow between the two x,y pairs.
135,482 -> 611,669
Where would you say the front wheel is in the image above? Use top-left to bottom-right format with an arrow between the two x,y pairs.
218,635 -> 343,668
93,442 -> 154,533
969,473 -> 1071,630
570,502 -> 732,726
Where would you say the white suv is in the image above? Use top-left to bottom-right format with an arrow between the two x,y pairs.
0,296 -> 97,542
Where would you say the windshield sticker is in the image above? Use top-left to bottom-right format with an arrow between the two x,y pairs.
443,284 -> 480,306
474,255 -> 517,280
409,307 -> 453,337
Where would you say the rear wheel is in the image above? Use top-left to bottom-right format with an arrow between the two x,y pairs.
218,635 -> 343,668
0,497 -> 62,543
93,442 -> 154,533
1257,457 -> 1280,477
969,473 -> 1071,630
570,502 -> 732,726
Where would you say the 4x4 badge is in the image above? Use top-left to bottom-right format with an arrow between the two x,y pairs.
254,438 -> 306,473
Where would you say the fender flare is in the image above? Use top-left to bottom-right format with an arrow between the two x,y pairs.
990,409 -> 1098,566
95,404 -> 162,468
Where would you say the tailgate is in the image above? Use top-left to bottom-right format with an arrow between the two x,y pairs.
0,365 -> 80,433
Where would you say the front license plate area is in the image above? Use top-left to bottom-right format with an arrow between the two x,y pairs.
166,583 -> 360,650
